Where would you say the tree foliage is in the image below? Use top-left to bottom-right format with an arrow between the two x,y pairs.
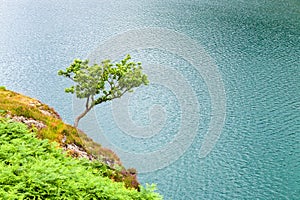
58,55 -> 149,127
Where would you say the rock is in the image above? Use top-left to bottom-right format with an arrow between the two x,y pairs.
12,116 -> 46,129
64,143 -> 94,160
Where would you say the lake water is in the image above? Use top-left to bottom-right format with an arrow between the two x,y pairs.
1,0 -> 299,199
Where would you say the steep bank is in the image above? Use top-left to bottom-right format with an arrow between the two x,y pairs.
0,86 -> 120,165
0,86 -> 162,199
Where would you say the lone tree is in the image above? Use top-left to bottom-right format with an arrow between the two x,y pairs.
58,54 -> 149,128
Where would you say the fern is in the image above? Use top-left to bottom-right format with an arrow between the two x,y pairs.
0,119 -> 163,199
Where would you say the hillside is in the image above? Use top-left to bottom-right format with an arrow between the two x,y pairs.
0,86 -> 162,199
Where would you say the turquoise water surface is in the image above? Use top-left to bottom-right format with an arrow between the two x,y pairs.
1,0 -> 299,199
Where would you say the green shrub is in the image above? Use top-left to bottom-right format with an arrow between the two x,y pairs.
0,119 -> 163,199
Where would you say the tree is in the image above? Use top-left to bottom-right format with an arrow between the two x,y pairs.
58,54 -> 149,128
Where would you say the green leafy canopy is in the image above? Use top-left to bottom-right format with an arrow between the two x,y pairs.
58,54 -> 149,105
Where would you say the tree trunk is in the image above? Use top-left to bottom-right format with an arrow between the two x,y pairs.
74,106 -> 93,128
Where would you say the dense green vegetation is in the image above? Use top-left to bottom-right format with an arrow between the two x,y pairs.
0,87 -> 139,189
0,119 -> 162,199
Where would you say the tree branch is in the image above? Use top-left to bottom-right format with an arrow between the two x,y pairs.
91,95 -> 95,107
66,74 -> 74,81
86,95 -> 90,110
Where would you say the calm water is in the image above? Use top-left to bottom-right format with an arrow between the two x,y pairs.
1,0 -> 299,199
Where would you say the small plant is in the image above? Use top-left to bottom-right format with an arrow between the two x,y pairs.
0,110 -> 7,116
127,167 -> 138,175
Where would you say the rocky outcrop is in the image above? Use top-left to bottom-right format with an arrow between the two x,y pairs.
28,100 -> 61,119
11,115 -> 46,129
